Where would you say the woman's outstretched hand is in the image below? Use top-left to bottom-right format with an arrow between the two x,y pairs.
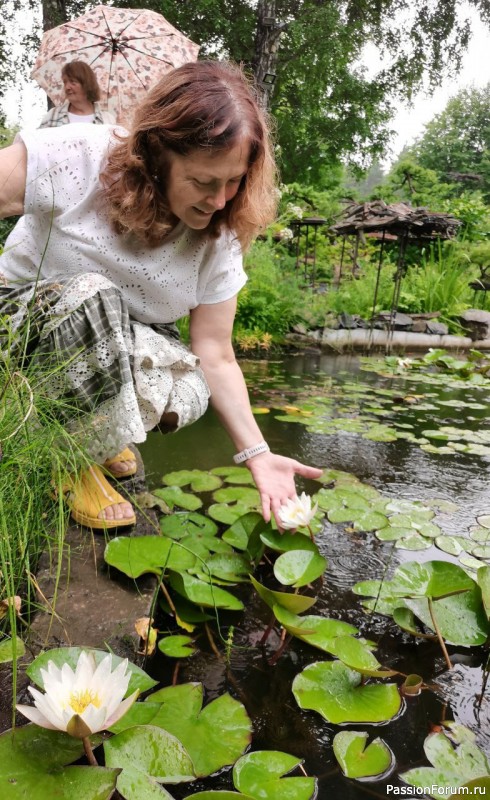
246,451 -> 323,529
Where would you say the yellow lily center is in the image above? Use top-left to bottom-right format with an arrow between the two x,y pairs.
69,689 -> 101,714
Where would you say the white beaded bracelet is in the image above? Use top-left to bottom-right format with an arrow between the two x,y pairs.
233,441 -> 270,464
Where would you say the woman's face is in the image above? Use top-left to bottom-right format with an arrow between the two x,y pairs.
62,75 -> 87,105
165,142 -> 250,230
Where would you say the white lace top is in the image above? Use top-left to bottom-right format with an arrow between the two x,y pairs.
1,124 -> 247,324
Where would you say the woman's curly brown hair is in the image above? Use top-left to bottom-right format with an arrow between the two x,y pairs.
99,60 -> 278,250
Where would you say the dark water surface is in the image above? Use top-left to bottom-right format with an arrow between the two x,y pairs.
139,352 -> 490,799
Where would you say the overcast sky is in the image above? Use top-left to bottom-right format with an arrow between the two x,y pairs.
2,3 -> 490,166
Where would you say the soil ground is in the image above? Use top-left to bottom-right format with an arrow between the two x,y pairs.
0,448 -> 157,733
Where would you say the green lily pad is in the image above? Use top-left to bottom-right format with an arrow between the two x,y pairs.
330,635 -> 398,677
104,725 -> 195,783
273,606 -> 360,654
145,683 -> 252,778
212,486 -> 261,507
273,549 -> 327,587
292,661 -> 401,724
222,512 -> 267,557
0,636 -> 25,663
168,572 -> 244,611
393,607 -> 437,639
375,526 -> 415,541
210,466 -> 256,485
250,575 -> 317,614
184,793 -> 247,799
115,767 -> 176,800
158,635 -> 196,658
353,511 -> 390,532
105,535 -> 196,578
162,469 -> 222,492
204,552 -> 251,582
159,513 -> 218,540
259,529 -> 317,553
435,535 -> 469,556
395,533 -> 433,551
0,725 -> 117,799
233,750 -> 316,800
333,731 -> 394,779
208,503 -> 251,525
27,647 -> 157,695
178,533 -> 232,560
477,566 -> 490,619
153,486 -> 203,511
401,728 -> 490,797
476,515 -> 490,529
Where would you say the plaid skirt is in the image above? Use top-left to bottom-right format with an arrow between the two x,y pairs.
0,273 -> 209,462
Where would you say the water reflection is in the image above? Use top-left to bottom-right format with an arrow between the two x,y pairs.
140,352 -> 490,799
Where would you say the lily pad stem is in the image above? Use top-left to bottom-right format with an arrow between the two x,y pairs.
83,736 -> 98,766
428,597 -> 452,670
159,579 -> 178,617
205,622 -> 223,660
259,613 -> 276,646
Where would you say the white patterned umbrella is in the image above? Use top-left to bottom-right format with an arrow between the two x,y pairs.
31,5 -> 199,124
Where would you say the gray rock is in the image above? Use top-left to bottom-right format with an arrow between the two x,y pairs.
426,321 -> 449,335
459,309 -> 490,340
412,319 -> 428,333
373,311 -> 413,330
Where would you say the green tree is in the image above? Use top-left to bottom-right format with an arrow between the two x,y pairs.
413,84 -> 490,201
4,0 -> 490,183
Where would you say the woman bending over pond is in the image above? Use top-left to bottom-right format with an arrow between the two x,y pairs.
0,60 -> 321,530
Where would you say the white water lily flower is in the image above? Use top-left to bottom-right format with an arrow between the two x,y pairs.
16,651 -> 139,738
278,492 -> 318,530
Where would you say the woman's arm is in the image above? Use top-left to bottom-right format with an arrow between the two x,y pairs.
0,141 -> 27,218
190,297 -> 322,525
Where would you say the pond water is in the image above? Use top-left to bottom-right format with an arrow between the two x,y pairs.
139,352 -> 490,799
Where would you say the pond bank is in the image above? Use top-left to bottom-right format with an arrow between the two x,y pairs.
287,328 -> 490,351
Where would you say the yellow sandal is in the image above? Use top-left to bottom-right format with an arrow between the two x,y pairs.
102,447 -> 137,478
65,465 -> 136,530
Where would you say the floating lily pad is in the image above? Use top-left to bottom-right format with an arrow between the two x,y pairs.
210,466 -> 256,485
212,486 -> 261,506
0,723 -> 116,799
273,606 -> 361,654
146,683 -> 252,778
353,511 -> 390,532
153,486 -> 203,511
477,566 -> 490,619
160,512 -> 218,540
204,552 -> 251,583
116,767 -> 177,800
273,549 -> 327,587
401,728 -> 490,797
233,750 -> 316,800
435,535 -> 469,556
105,535 -> 196,578
0,636 -> 25,664
162,469 -> 222,492
104,725 -> 195,784
395,533 -> 433,551
168,572 -> 243,611
260,529 -> 317,553
222,512 -> 267,556
208,503 -> 252,525
250,576 -> 317,614
292,661 -> 401,724
333,731 -> 394,779
158,635 -> 196,658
